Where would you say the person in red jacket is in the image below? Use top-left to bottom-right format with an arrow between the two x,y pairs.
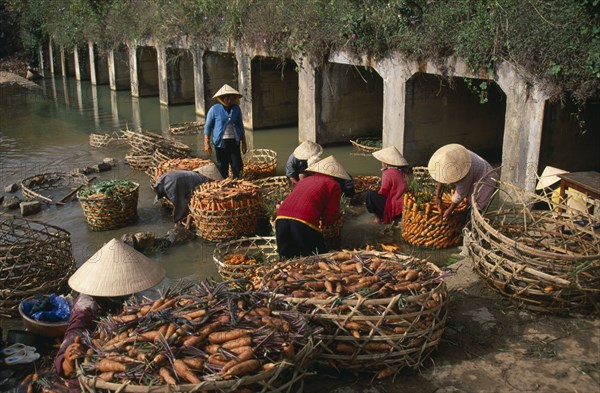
54,239 -> 165,392
275,155 -> 351,259
365,146 -> 409,224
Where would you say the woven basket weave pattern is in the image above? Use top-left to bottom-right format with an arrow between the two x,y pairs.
0,215 -> 75,317
78,183 -> 140,231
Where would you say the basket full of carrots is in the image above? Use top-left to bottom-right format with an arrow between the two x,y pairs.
401,192 -> 468,249
77,180 -> 139,231
256,250 -> 449,378
240,149 -> 277,180
78,281 -> 321,392
213,236 -> 279,284
189,179 -> 262,242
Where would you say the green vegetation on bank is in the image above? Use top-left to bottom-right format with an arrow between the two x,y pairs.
5,0 -> 599,102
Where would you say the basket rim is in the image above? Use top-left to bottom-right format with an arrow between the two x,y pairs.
77,182 -> 140,201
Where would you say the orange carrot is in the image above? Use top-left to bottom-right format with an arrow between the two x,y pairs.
181,357 -> 204,370
98,359 -> 126,372
222,336 -> 252,350
182,309 -> 206,320
221,348 -> 254,373
173,359 -> 200,384
159,367 -> 177,385
208,329 -> 249,344
222,359 -> 260,379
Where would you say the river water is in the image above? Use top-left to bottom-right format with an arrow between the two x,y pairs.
0,76 -> 387,283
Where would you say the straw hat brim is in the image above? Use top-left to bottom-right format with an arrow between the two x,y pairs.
193,163 -> 223,181
293,141 -> 323,160
305,155 -> 351,180
68,239 -> 166,297
427,144 -> 472,184
535,166 -> 568,190
372,146 -> 409,167
212,84 -> 242,99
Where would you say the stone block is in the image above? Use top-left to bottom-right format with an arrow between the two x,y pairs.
20,201 -> 41,216
134,232 -> 156,250
2,195 -> 21,210
120,233 -> 135,248
4,183 -> 18,193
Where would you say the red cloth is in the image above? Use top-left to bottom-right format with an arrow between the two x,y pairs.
277,173 -> 341,228
379,168 -> 407,224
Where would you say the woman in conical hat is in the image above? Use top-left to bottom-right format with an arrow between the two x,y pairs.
276,155 -> 350,259
203,84 -> 247,179
55,239 -> 165,381
152,162 -> 223,228
366,146 -> 410,224
427,143 -> 496,220
285,140 -> 323,184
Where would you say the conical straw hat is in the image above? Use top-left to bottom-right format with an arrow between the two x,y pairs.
535,166 -> 567,190
293,141 -> 323,160
427,144 -> 471,184
68,239 -> 166,297
306,155 -> 351,180
372,146 -> 409,167
193,163 -> 223,181
212,84 -> 242,99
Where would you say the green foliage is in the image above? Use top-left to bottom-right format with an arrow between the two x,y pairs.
8,0 -> 599,101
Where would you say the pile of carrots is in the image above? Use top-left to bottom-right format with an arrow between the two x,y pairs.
401,192 -> 468,249
242,159 -> 276,180
153,158 -> 213,180
353,176 -> 381,194
79,282 -> 319,388
254,250 -> 448,375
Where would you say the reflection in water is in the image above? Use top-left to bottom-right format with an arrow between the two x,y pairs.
0,77 -> 382,282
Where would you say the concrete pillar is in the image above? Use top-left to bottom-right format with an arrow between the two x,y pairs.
192,47 -> 206,116
131,97 -> 141,131
297,56 -> 319,143
107,48 -> 116,90
48,38 -> 54,75
156,45 -> 168,105
60,46 -> 66,76
38,46 -> 45,77
496,62 -> 548,192
374,56 -> 416,153
236,45 -> 253,130
128,43 -> 139,97
110,90 -> 120,128
88,41 -> 97,85
74,47 -> 82,80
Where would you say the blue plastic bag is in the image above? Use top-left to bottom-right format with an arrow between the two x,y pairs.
21,293 -> 71,322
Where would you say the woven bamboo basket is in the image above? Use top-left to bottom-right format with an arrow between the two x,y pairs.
351,175 -> 381,204
401,192 -> 468,249
168,121 -> 204,135
213,236 -> 279,283
123,129 -> 192,158
20,172 -> 89,204
320,213 -> 345,240
125,153 -> 154,171
78,181 -> 139,231
78,282 -> 319,393
189,179 -> 262,242
153,157 -> 213,183
241,149 -> 277,180
89,131 -> 128,148
465,178 -> 600,314
252,176 -> 292,219
258,250 -> 449,375
0,214 -> 75,317
349,137 -> 382,154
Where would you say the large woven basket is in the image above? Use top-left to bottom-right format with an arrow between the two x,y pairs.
259,250 -> 449,376
78,282 -> 318,393
189,179 -> 262,242
466,179 -> 600,314
89,131 -> 128,148
125,153 -> 154,171
320,214 -> 344,240
252,176 -> 292,219
402,192 -> 467,249
213,236 -> 279,284
168,121 -> 204,135
351,175 -> 381,204
241,149 -> 277,180
0,214 -> 75,317
20,172 -> 89,204
123,129 -> 191,158
152,157 -> 213,184
78,181 -> 139,231
350,137 -> 382,154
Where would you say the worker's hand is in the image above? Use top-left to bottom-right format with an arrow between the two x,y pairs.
241,140 -> 248,154
443,208 -> 453,221
62,336 -> 84,376
433,195 -> 442,209
204,136 -> 212,156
